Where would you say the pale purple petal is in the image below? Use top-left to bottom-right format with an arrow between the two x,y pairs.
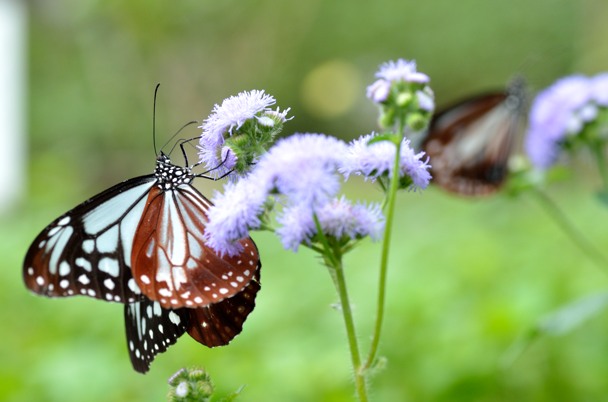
525,75 -> 593,169
366,79 -> 391,103
315,197 -> 385,241
197,89 -> 282,172
591,73 -> 608,106
340,133 -> 432,189
256,133 -> 347,205
204,178 -> 269,256
276,204 -> 315,252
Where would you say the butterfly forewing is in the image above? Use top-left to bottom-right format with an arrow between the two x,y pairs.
423,81 -> 525,196
23,176 -> 155,303
124,266 -> 261,373
131,183 -> 259,309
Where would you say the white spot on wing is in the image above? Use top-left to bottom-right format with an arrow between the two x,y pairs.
120,196 -> 149,263
128,278 -> 141,294
59,261 -> 70,276
98,258 -> 119,277
48,226 -> 73,274
75,257 -> 92,271
48,226 -> 61,237
103,278 -> 115,290
168,311 -> 181,325
78,274 -> 90,285
163,197 -> 187,266
82,239 -> 94,254
172,267 -> 187,290
153,302 -> 162,316
96,225 -> 119,253
186,258 -> 198,270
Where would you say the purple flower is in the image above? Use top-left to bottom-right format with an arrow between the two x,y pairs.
366,80 -> 391,103
366,58 -> 431,104
203,177 -> 270,256
416,89 -> 435,112
375,59 -> 430,84
256,133 -> 347,205
276,204 -> 315,252
525,75 -> 596,169
315,197 -> 384,241
203,133 -> 387,255
340,133 -> 432,190
198,89 -> 290,178
277,197 -> 385,251
591,73 -> 608,106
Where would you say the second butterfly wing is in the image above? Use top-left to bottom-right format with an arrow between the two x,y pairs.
422,81 -> 525,196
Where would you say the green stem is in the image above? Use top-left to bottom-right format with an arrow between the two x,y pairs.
531,187 -> 608,272
363,130 -> 403,371
313,216 -> 368,402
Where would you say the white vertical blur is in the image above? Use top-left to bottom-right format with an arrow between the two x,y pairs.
0,0 -> 26,212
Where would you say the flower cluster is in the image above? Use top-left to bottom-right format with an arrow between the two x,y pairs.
525,73 -> 608,169
367,59 -> 435,131
203,132 -> 431,255
340,132 -> 432,191
198,89 -> 291,179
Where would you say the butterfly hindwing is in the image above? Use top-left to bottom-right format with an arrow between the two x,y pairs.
186,264 -> 261,347
124,299 -> 190,374
124,265 -> 261,373
24,176 -> 156,303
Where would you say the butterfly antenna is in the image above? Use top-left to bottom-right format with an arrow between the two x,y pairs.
162,122 -> 200,158
153,83 -> 161,156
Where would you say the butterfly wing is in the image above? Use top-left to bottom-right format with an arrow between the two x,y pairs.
423,82 -> 525,196
23,176 -> 155,303
131,184 -> 260,309
124,265 -> 261,373
186,263 -> 261,347
124,299 -> 190,373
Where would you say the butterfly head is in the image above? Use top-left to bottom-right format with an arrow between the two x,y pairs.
155,153 -> 195,190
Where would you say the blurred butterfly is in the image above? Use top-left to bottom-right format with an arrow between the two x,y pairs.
23,90 -> 261,373
422,78 -> 526,196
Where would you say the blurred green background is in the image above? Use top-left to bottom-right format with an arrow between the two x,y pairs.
3,0 -> 608,401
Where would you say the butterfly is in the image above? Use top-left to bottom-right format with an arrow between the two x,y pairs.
23,150 -> 261,373
421,78 -> 526,196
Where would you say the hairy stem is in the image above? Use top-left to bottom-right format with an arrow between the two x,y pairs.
364,131 -> 403,371
313,216 -> 368,402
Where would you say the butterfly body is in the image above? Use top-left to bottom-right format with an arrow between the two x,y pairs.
24,152 -> 261,373
422,80 -> 526,196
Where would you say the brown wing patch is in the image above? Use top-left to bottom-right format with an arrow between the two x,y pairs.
131,186 -> 260,309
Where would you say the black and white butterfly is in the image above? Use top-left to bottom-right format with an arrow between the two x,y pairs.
422,78 -> 526,196
24,124 -> 261,373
